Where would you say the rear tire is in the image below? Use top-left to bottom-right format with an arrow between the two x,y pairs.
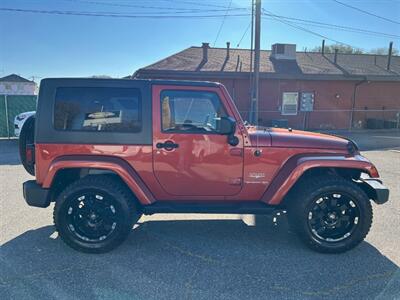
19,115 -> 35,175
54,175 -> 141,253
287,175 -> 372,253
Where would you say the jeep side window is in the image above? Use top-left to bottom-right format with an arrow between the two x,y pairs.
160,90 -> 227,133
54,87 -> 142,133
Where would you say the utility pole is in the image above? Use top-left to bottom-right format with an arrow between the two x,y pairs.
251,0 -> 261,124
249,0 -> 254,113
4,94 -> 10,139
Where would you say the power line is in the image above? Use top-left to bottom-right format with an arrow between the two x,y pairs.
264,14 -> 400,39
283,20 -> 399,40
61,0 -> 247,13
3,3 -> 397,41
213,0 -> 233,46
229,21 -> 252,62
0,7 -> 250,19
236,22 -> 252,47
262,13 -> 400,39
262,9 -> 353,47
333,0 -> 400,25
159,0 -> 238,9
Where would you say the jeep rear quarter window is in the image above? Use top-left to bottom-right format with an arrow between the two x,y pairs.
54,87 -> 142,133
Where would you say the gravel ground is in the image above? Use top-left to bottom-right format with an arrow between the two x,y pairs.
0,132 -> 399,300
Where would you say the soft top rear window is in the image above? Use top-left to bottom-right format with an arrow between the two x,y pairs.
54,87 -> 142,133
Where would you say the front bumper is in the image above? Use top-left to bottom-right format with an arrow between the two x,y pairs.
23,180 -> 51,208
360,179 -> 389,205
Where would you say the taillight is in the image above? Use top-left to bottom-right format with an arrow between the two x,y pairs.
26,145 -> 35,164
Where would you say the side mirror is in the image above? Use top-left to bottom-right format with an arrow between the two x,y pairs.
218,117 -> 239,146
218,116 -> 236,135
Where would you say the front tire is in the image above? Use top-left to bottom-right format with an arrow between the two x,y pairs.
54,175 -> 141,253
287,176 -> 373,253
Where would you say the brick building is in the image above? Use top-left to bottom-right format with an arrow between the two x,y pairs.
134,43 -> 400,130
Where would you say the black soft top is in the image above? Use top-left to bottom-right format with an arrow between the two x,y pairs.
35,77 -> 221,145
40,77 -> 221,88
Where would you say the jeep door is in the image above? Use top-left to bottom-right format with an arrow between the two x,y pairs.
152,85 -> 244,197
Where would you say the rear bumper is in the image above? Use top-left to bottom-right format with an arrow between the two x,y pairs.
360,179 -> 389,205
23,180 -> 51,208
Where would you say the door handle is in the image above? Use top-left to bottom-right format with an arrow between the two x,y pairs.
156,141 -> 179,150
229,148 -> 243,156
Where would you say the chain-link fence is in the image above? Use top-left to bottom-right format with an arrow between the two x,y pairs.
0,97 -> 398,137
239,109 -> 400,130
0,95 -> 37,138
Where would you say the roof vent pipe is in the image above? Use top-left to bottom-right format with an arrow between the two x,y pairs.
226,42 -> 230,59
235,55 -> 240,71
202,42 -> 210,62
334,48 -> 338,64
321,39 -> 325,55
387,41 -> 393,70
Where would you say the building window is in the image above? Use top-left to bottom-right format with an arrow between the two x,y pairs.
281,92 -> 299,115
160,90 -> 227,133
54,87 -> 142,132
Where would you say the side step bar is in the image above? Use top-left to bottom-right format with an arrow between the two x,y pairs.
142,201 -> 278,215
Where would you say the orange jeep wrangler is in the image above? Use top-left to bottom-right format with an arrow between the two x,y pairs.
20,78 -> 389,253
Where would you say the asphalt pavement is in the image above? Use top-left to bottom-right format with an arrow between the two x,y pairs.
1,131 -> 399,299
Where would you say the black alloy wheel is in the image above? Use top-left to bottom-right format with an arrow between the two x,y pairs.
307,192 -> 360,243
65,190 -> 120,243
287,176 -> 373,253
54,175 -> 141,253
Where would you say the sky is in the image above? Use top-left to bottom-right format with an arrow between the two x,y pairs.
0,0 -> 399,81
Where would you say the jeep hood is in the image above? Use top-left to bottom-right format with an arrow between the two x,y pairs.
247,127 -> 349,150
